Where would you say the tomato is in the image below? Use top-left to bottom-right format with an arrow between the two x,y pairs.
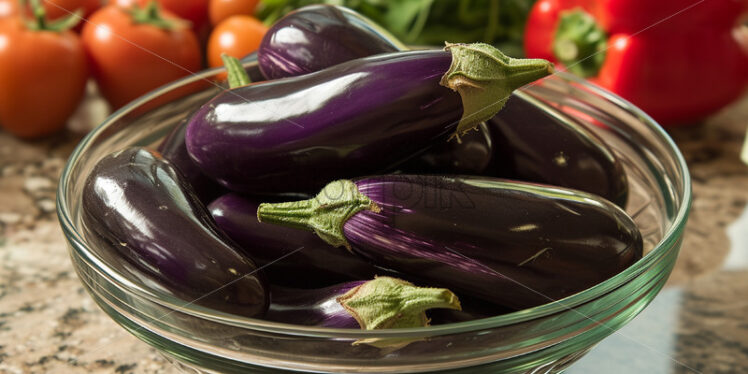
42,0 -> 101,21
0,17 -> 88,138
81,4 -> 201,109
209,0 -> 259,26
207,15 -> 266,68
158,0 -> 209,32
114,0 -> 209,34
0,0 -> 19,19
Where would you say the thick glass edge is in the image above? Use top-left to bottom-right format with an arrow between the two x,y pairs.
55,68 -> 693,339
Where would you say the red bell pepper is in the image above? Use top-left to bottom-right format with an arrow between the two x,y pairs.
525,0 -> 748,126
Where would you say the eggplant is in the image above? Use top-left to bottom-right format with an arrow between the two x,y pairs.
400,96 -> 629,207
81,147 -> 268,317
265,277 -> 461,329
208,193 -> 385,287
258,5 -> 402,80
156,52 -> 267,202
158,117 -> 225,202
397,122 -> 494,176
186,43 -> 552,193
485,96 -> 629,206
238,52 -> 267,82
257,176 -> 642,310
254,7 -> 628,206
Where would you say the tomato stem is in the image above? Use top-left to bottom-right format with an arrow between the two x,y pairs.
128,1 -> 187,31
24,0 -> 82,32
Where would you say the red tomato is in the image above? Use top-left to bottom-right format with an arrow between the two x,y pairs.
158,0 -> 209,32
0,0 -> 19,18
0,17 -> 88,138
207,15 -> 266,68
209,0 -> 259,26
81,5 -> 201,109
114,0 -> 209,33
42,0 -> 101,20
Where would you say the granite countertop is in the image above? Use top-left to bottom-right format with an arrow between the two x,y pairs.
0,91 -> 746,374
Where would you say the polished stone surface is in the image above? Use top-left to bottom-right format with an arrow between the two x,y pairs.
0,90 -> 746,373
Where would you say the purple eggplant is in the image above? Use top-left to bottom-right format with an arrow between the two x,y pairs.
158,117 -> 225,202
397,122 -> 494,176
257,176 -> 642,310
208,193 -> 385,287
485,96 -> 629,206
186,43 -> 552,193
156,52 -> 266,202
81,147 -> 268,317
401,95 -> 629,207
254,8 -> 628,206
265,277 -> 461,330
258,5 -> 402,80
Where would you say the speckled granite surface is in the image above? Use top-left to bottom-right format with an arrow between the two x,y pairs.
0,93 -> 746,373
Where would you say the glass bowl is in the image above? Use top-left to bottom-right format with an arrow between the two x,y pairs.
56,59 -> 691,373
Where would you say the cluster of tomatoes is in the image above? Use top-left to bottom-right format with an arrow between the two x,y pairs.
0,0 -> 266,138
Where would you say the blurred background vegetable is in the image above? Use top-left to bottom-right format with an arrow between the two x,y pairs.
207,14 -> 267,68
255,0 -> 536,57
40,0 -> 99,22
210,0 -> 260,26
0,0 -> 20,18
81,2 -> 201,109
0,0 -> 88,138
115,0 -> 211,35
524,0 -> 748,126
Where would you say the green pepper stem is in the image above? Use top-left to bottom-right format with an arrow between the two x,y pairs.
552,8 -> 607,78
257,180 -> 380,249
440,42 -> 553,140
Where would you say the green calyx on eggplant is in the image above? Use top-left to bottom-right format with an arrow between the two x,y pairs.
185,42 -> 551,193
399,95 -> 630,207
266,276 -> 461,330
254,5 -> 627,206
258,176 -> 642,310
80,147 -> 268,317
208,193 -> 389,287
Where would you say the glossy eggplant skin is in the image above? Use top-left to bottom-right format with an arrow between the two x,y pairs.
158,118 -> 225,203
265,282 -> 363,328
486,96 -> 629,207
186,50 -> 461,193
156,52 -> 265,202
401,95 -> 629,207
398,122 -> 493,175
81,147 -> 268,317
258,5 -> 401,80
208,193 -> 384,287
343,175 -> 642,310
239,52 -> 266,82
253,6 -> 627,206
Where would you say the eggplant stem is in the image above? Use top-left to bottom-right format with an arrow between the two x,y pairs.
222,54 -> 251,88
440,42 -> 553,138
337,276 -> 461,331
257,180 -> 380,249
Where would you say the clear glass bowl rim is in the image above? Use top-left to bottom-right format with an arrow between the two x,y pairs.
56,66 -> 693,339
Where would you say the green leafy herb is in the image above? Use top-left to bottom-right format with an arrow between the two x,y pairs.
255,0 -> 536,57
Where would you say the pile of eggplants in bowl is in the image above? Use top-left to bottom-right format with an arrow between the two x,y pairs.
60,5 -> 691,372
